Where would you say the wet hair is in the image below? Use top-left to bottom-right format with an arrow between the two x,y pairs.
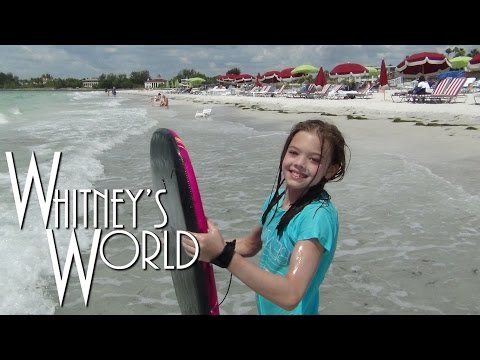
261,119 -> 349,236
418,75 -> 425,82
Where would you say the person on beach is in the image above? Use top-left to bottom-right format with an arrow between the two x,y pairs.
182,119 -> 349,315
412,75 -> 431,95
160,94 -> 169,108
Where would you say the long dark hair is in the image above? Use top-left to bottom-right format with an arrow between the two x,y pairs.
261,120 -> 349,236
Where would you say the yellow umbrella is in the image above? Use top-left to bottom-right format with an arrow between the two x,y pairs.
449,56 -> 472,70
365,66 -> 379,77
291,64 -> 319,75
188,77 -> 206,85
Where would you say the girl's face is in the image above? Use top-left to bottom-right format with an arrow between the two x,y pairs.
282,130 -> 337,193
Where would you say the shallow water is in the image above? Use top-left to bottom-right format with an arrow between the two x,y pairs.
1,90 -> 479,315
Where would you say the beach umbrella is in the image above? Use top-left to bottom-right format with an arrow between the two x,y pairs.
365,66 -> 379,77
449,56 -> 472,70
467,53 -> 480,71
291,64 -> 319,75
278,67 -> 303,82
437,70 -> 465,80
259,70 -> 281,83
255,73 -> 261,87
379,59 -> 388,100
395,52 -> 451,78
330,63 -> 368,78
314,67 -> 327,87
379,59 -> 388,86
188,77 -> 206,86
235,74 -> 254,83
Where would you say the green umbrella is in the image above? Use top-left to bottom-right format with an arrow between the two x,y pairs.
365,66 -> 379,77
188,77 -> 206,85
291,64 -> 319,75
449,56 -> 472,70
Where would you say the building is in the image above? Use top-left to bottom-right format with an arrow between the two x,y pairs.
83,78 -> 99,88
145,78 -> 167,89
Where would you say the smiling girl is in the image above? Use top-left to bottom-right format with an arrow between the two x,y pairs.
183,119 -> 349,314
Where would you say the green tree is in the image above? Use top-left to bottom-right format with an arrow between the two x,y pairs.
130,70 -> 150,85
468,48 -> 479,57
226,67 -> 241,75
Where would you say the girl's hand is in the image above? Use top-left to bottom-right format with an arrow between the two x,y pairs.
182,219 -> 226,262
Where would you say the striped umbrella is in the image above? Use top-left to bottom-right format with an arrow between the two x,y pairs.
396,52 -> 451,78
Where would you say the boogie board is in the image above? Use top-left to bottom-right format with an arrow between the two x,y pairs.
150,128 -> 219,315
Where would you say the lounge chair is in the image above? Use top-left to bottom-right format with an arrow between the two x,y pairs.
392,78 -> 451,103
416,77 -> 467,103
311,84 -> 331,99
195,108 -> 212,118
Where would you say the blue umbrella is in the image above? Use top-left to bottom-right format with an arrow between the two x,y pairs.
437,70 -> 465,80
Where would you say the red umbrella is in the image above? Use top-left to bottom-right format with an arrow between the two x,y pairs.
278,67 -> 303,82
314,67 -> 327,86
379,59 -> 388,86
255,73 -> 261,87
330,63 -> 368,78
235,74 -> 254,83
259,70 -> 281,83
467,53 -> 480,71
379,59 -> 388,100
395,52 -> 451,78
217,74 -> 238,84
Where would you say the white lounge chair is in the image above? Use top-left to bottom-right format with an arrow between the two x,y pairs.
195,108 -> 212,117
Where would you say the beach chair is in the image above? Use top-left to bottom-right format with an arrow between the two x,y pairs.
256,85 -> 272,97
286,84 -> 309,98
195,108 -> 212,118
419,77 -> 467,104
474,94 -> 480,104
248,85 -> 266,96
354,83 -> 374,99
271,84 -> 286,97
324,84 -> 344,99
394,78 -> 451,103
311,84 -> 331,99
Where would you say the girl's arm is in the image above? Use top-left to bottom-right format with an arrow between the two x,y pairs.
228,239 -> 323,310
183,220 -> 323,311
233,224 -> 262,257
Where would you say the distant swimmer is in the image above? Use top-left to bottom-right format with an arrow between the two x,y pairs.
112,86 -> 117,96
151,93 -> 162,106
160,94 -> 169,108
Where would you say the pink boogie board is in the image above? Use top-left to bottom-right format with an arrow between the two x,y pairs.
150,128 -> 219,315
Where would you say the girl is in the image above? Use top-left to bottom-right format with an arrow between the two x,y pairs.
182,119 -> 349,314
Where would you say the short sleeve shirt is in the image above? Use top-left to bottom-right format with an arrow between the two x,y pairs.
256,190 -> 339,315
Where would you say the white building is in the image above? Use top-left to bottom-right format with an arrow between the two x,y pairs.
83,78 -> 99,88
145,78 -> 167,89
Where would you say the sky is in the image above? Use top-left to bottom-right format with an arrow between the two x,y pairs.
0,45 -> 478,81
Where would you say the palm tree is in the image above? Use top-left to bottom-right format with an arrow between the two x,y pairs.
468,48 -> 479,57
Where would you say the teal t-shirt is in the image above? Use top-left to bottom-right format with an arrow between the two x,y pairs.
256,190 -> 338,315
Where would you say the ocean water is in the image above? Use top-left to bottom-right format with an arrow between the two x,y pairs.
1,90 -> 479,315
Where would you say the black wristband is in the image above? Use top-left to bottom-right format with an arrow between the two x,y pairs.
211,239 -> 236,268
